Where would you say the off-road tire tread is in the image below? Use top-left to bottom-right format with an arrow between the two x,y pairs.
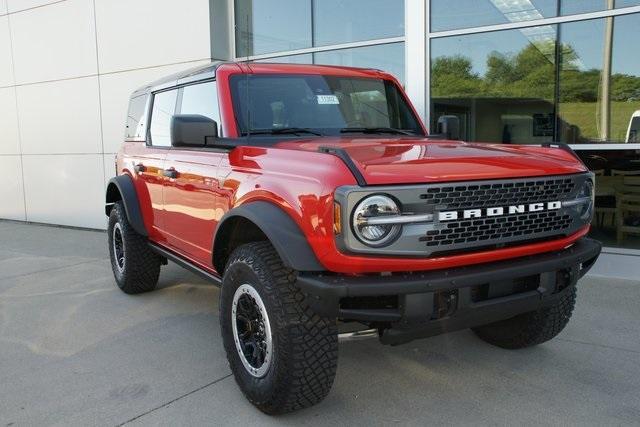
472,287 -> 577,349
221,242 -> 338,415
108,201 -> 160,294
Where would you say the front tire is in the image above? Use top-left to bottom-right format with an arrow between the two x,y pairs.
108,201 -> 161,294
220,242 -> 338,415
472,287 -> 577,349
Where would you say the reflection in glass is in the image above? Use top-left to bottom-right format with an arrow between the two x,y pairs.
430,27 -> 556,143
430,0 -> 557,32
431,0 -> 640,32
431,13 -> 640,144
150,90 -> 178,147
610,14 -> 640,143
561,0 -> 640,16
258,54 -> 313,64
558,14 -> 640,143
313,0 -> 403,46
181,82 -> 220,122
235,0 -> 312,56
314,43 -> 405,84
557,19 -> 606,143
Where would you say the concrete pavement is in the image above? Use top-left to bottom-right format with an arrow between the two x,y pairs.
0,220 -> 639,426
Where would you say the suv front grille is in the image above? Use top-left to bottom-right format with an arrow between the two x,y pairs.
418,175 -> 581,252
419,177 -> 575,210
420,210 -> 573,247
335,173 -> 590,257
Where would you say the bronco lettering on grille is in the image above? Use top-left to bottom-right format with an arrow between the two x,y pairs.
438,201 -> 561,222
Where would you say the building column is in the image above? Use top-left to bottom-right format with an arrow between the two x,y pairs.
404,0 -> 429,129
210,0 -> 235,60
599,0 -> 615,141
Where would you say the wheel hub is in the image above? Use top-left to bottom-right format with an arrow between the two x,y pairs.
231,284 -> 273,378
112,223 -> 125,273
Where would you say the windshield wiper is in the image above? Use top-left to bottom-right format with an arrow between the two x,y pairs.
246,127 -> 323,136
340,127 -> 415,136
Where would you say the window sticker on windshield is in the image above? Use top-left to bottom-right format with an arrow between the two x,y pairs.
316,95 -> 339,105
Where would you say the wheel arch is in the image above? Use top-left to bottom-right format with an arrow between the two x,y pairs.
105,175 -> 148,237
213,201 -> 325,274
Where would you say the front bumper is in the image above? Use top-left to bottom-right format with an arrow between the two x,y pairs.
297,237 -> 601,345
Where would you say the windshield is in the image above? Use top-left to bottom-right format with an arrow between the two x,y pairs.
230,74 -> 424,137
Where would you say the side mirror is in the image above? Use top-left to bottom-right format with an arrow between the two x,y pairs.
437,115 -> 460,140
170,114 -> 218,147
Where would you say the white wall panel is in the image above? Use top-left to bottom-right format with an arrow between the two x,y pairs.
103,152 -> 115,186
7,0 -> 61,13
0,87 -> 20,154
10,0 -> 97,84
0,16 -> 14,87
0,155 -> 26,220
94,0 -> 210,73
99,60 -> 209,153
16,76 -> 102,154
2,0 -> 215,228
22,154 -> 105,228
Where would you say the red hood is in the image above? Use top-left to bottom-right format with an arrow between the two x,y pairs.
275,138 -> 586,185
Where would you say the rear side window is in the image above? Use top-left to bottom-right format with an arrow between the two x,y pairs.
179,81 -> 222,136
125,94 -> 149,140
150,89 -> 178,147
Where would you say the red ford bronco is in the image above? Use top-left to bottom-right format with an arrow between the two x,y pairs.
105,62 -> 601,414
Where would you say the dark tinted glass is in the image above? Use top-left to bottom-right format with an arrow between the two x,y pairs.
235,0 -> 312,56
629,117 -> 640,142
125,94 -> 148,140
230,74 -> 422,136
576,149 -> 640,249
150,90 -> 178,147
314,43 -> 405,85
313,0 -> 403,46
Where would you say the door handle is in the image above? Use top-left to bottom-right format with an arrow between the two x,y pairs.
134,163 -> 146,173
162,167 -> 178,179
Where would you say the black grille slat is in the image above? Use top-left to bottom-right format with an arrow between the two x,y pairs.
419,211 -> 572,246
419,177 -> 575,210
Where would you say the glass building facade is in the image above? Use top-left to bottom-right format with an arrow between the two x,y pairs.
232,0 -> 640,251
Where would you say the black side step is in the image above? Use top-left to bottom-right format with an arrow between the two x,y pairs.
149,243 -> 222,286
318,146 -> 367,186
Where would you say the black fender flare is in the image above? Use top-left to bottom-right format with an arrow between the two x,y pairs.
105,175 -> 148,237
213,201 -> 325,272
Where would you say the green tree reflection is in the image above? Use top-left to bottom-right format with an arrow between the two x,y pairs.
432,43 -> 640,141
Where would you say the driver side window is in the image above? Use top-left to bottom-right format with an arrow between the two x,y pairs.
179,81 -> 222,137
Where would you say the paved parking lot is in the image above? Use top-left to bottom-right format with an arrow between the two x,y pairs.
1,220 -> 639,426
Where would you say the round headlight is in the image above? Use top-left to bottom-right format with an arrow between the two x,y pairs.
578,179 -> 595,219
352,195 -> 401,247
